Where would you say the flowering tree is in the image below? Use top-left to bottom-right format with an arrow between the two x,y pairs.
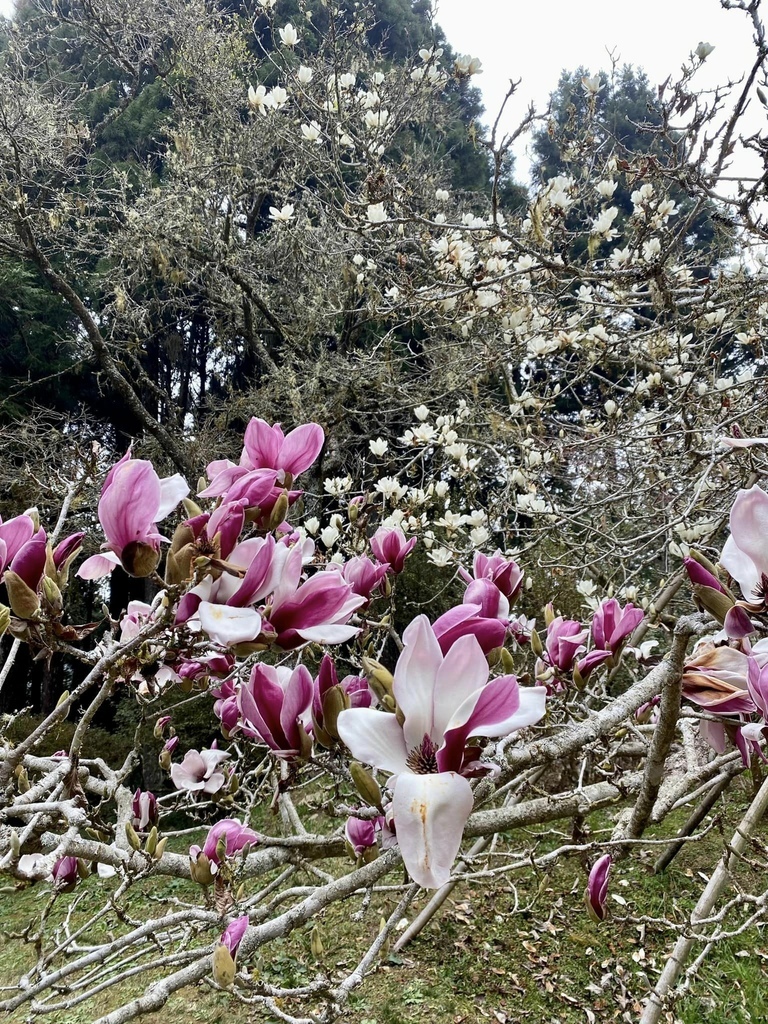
3,0 -> 768,1021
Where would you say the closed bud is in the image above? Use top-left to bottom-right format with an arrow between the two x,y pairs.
500,648 -> 516,674
692,583 -> 734,624
158,748 -> 172,771
154,837 -> 168,861
144,826 -> 158,856
182,497 -> 204,518
362,657 -> 395,704
16,767 -> 30,793
298,725 -> 314,760
486,646 -> 503,668
310,924 -> 324,958
76,859 -> 90,880
0,604 -> 10,637
190,851 -> 215,886
216,834 -> 229,864
170,522 -> 195,554
56,690 -> 70,708
121,541 -> 160,578
530,628 -> 544,658
321,684 -> 350,741
348,500 -> 359,522
165,543 -> 195,585
543,603 -> 556,627
350,762 -> 383,810
212,944 -> 236,988
9,830 -> 20,857
42,576 -> 63,616
572,664 -> 586,690
125,822 -> 142,851
4,571 -> 40,620
268,490 -> 290,532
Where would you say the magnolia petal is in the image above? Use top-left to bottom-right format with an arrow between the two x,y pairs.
76,551 -> 121,580
198,602 -> 261,647
280,423 -> 325,476
431,633 -> 489,741
157,474 -> 190,520
394,615 -> 443,750
336,707 -> 408,775
244,418 -> 283,469
296,623 -> 361,644
723,485 -> 768,598
392,772 -> 473,889
99,460 -> 162,554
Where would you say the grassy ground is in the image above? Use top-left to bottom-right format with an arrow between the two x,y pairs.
2,785 -> 768,1024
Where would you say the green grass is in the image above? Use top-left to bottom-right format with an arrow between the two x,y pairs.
2,785 -> 768,1023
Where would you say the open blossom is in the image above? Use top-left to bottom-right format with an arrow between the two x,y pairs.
0,514 -> 37,575
337,615 -> 546,887
545,612 -> 587,672
170,747 -> 230,794
459,550 -> 524,606
366,203 -> 388,224
269,203 -> 295,222
370,526 -> 416,573
591,598 -> 644,655
77,454 -> 189,579
720,485 -> 768,603
202,818 -> 260,863
236,663 -> 313,757
247,84 -> 268,115
433,602 -> 507,655
278,22 -> 298,46
52,856 -> 80,892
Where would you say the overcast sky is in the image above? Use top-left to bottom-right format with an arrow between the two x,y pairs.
433,0 -> 762,181
0,0 -> 761,180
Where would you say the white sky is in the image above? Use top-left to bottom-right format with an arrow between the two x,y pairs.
433,0 -> 763,182
0,0 -> 761,181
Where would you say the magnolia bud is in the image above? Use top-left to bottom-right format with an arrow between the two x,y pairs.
500,648 -> 516,674
268,490 -> 290,531
158,748 -> 172,771
362,657 -> 395,704
125,822 -> 142,851
154,837 -> 168,861
121,541 -> 160,578
76,859 -> 91,880
9,830 -> 20,857
165,543 -> 196,585
24,507 -> 40,532
530,629 -> 544,658
216,834 -> 229,864
144,826 -> 158,856
4,571 -> 40,620
0,604 -> 9,636
310,924 -> 324,958
56,690 -> 70,708
543,603 -> 556,627
321,685 -> 350,741
212,944 -> 236,988
190,851 -> 215,886
42,576 -> 63,616
350,762 -> 383,810
170,522 -> 195,554
692,583 -> 734,624
16,766 -> 30,793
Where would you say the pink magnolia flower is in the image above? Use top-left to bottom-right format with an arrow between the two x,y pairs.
170,747 -> 230,794
237,663 -> 313,757
265,546 -> 365,648
0,514 -> 36,574
591,598 -> 644,655
7,527 -> 47,590
78,454 -> 189,579
242,418 -> 324,480
52,531 -> 85,571
682,643 -> 761,715
720,484 -> 768,602
370,526 -> 416,573
345,815 -> 379,858
203,818 -> 260,863
585,854 -> 612,922
131,789 -> 158,831
462,577 -> 510,621
336,555 -> 389,603
432,602 -> 507,654
221,915 -> 249,957
545,613 -> 587,672
52,856 -> 79,891
458,550 -> 523,605
337,615 -> 546,888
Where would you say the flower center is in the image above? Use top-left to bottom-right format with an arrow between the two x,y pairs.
405,734 -> 439,775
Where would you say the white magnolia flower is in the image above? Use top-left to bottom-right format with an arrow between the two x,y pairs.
364,108 -> 389,130
269,203 -> 295,222
591,206 -> 619,238
413,404 -> 429,421
695,41 -> 715,59
300,121 -> 322,143
454,54 -> 482,76
324,476 -> 352,496
581,74 -> 602,96
371,71 -> 385,85
642,237 -> 661,261
596,179 -> 617,198
427,546 -> 454,567
320,525 -> 340,548
338,72 -> 356,89
267,86 -> 288,110
247,84 -> 268,115
375,476 -> 408,502
469,525 -> 490,547
279,22 -> 299,47
369,438 -> 388,456
304,516 -> 320,536
434,481 -> 450,499
366,203 -> 388,224
297,65 -> 313,85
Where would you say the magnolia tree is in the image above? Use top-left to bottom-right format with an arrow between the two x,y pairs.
3,0 -> 768,1021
